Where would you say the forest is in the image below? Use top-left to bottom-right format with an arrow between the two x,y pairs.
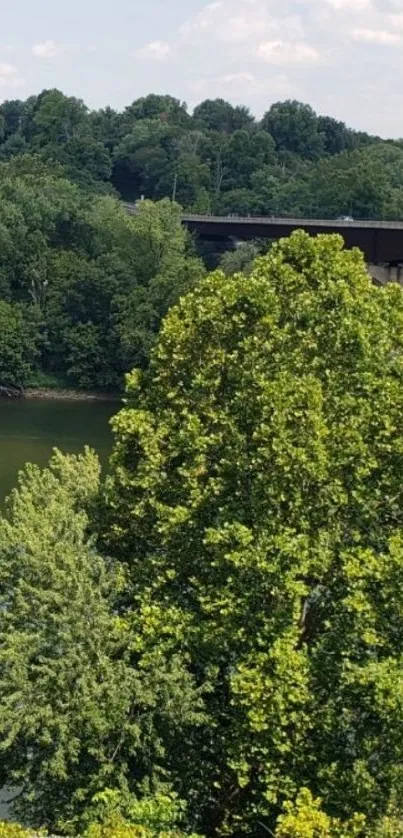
2,231 -> 403,838
1,88 -> 403,393
1,90 -> 403,837
1,88 -> 403,219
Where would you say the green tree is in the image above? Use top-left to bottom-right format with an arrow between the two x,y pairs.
217,188 -> 260,215
0,133 -> 28,161
112,199 -> 204,370
123,95 -> 189,127
103,232 -> 403,835
219,240 -> 264,276
262,101 -> 324,160
316,115 -> 357,156
0,449 -> 202,832
307,150 -> 389,218
0,158 -> 203,390
89,106 -> 124,151
41,135 -> 113,190
223,130 -> 276,191
193,100 -> 254,134
274,789 -> 366,838
0,99 -> 26,138
157,152 -> 211,209
31,89 -> 88,145
0,300 -> 38,386
112,120 -> 175,200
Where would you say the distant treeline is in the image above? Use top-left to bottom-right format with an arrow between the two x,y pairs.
0,160 -> 203,392
1,90 -> 403,394
1,89 -> 403,219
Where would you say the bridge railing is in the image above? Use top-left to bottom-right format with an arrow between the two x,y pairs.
122,202 -> 403,231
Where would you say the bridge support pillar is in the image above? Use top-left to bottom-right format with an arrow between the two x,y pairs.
367,264 -> 403,286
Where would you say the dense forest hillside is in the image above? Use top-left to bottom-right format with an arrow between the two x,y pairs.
1,88 -> 403,393
0,160 -> 203,391
0,89 -> 402,219
2,90 -> 403,838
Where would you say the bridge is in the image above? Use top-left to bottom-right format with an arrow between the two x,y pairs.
123,204 -> 403,284
180,214 -> 403,265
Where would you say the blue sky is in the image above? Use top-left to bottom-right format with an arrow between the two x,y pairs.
1,0 -> 403,136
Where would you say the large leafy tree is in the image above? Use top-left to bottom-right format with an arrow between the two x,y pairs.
0,449 -> 202,832
112,120 -> 177,200
103,232 -> 403,835
123,95 -> 189,127
261,101 -> 324,160
193,100 -> 254,134
112,198 -> 204,371
0,300 -> 38,386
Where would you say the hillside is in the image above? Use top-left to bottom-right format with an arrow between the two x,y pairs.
1,90 -> 402,219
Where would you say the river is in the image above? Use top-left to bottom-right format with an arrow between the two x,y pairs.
0,398 -> 119,503
0,397 -> 120,818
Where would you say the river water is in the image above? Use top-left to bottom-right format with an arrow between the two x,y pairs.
0,397 -> 119,818
0,398 -> 119,503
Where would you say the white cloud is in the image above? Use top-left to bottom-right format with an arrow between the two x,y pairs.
190,71 -> 293,97
32,40 -> 97,59
0,77 -> 25,89
323,0 -> 370,9
32,40 -> 64,58
180,0 -> 304,47
0,63 -> 25,88
216,14 -> 269,43
179,2 -> 222,38
136,40 -> 171,60
175,0 -> 322,111
352,26 -> 401,41
0,63 -> 18,76
257,40 -> 320,63
389,11 -> 403,25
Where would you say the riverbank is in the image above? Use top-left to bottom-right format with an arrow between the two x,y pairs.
24,388 -> 121,403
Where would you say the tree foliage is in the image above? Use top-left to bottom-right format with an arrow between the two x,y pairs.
0,158 -> 202,390
0,87 -> 401,391
2,86 -> 403,837
0,89 -> 397,220
0,449 -> 203,832
0,301 -> 38,386
102,232 -> 403,835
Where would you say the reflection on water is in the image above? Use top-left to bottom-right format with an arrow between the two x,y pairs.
0,398 -> 118,503
0,397 -> 119,820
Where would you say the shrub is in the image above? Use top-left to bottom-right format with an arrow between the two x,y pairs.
274,789 -> 366,838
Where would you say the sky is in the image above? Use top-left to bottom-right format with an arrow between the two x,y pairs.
1,0 -> 403,137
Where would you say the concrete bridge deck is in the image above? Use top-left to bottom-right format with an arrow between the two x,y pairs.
123,203 -> 403,267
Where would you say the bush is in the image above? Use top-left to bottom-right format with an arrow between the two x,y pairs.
370,817 -> 403,838
83,791 -> 203,838
274,790 -> 366,838
84,820 -> 197,838
0,823 -> 44,838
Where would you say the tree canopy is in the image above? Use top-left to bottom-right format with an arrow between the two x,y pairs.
1,87 -> 403,838
0,88 -> 398,219
0,449 -> 203,833
101,232 -> 403,835
0,87 -> 401,392
0,158 -> 202,391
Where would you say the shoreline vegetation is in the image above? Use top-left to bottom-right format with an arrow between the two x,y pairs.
0,385 -> 120,403
3,91 -> 403,406
25,387 -> 121,402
